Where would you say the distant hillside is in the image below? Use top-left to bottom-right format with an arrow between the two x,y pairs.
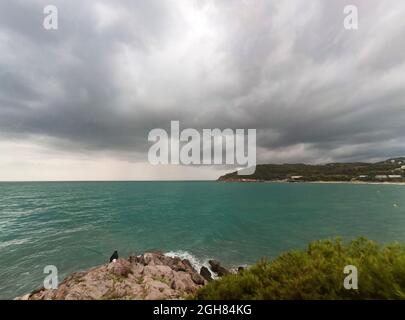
218,158 -> 405,183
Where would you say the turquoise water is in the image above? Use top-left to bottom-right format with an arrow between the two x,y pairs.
1,181 -> 405,299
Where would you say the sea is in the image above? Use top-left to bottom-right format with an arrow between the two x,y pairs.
1,181 -> 405,299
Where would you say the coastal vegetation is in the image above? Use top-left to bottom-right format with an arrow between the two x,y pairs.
18,238 -> 405,300
194,237 -> 405,300
218,158 -> 405,182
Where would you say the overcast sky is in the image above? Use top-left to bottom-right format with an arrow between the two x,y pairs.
1,0 -> 405,180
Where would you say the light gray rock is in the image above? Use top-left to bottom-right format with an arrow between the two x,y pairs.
16,252 -> 206,300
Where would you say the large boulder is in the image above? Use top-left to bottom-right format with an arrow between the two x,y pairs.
208,260 -> 230,277
200,266 -> 213,282
107,258 -> 133,277
191,273 -> 206,285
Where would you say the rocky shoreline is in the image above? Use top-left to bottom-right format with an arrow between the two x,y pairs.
16,252 -> 234,300
218,178 -> 405,185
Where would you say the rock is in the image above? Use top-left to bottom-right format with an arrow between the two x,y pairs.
16,294 -> 31,300
208,260 -> 230,277
108,258 -> 133,277
200,266 -> 213,282
128,255 -> 143,264
143,252 -> 162,265
191,273 -> 206,285
238,266 -> 245,273
162,256 -> 187,272
17,252 -> 206,300
170,271 -> 198,294
182,259 -> 195,272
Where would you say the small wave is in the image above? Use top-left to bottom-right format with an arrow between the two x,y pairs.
0,238 -> 31,250
164,250 -> 217,279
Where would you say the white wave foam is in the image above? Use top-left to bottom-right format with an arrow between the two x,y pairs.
164,250 -> 217,279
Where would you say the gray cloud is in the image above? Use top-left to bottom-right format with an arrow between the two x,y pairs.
1,0 -> 405,177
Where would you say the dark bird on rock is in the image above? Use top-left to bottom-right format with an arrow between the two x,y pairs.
110,250 -> 118,262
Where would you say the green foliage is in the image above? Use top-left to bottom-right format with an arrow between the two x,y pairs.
218,158 -> 405,182
195,237 -> 405,300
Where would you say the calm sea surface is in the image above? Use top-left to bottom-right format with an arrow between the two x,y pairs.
1,181 -> 405,299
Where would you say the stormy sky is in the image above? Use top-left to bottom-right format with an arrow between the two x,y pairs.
1,0 -> 405,180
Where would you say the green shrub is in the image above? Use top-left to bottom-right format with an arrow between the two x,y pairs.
195,237 -> 405,300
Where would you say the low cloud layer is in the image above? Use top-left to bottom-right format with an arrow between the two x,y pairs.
1,0 -> 405,180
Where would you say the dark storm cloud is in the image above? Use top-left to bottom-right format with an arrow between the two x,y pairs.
1,0 -> 405,164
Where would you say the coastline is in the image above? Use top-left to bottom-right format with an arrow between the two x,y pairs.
218,179 -> 405,185
15,251 -> 234,300
4,181 -> 405,300
17,239 -> 405,300
304,181 -> 405,185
